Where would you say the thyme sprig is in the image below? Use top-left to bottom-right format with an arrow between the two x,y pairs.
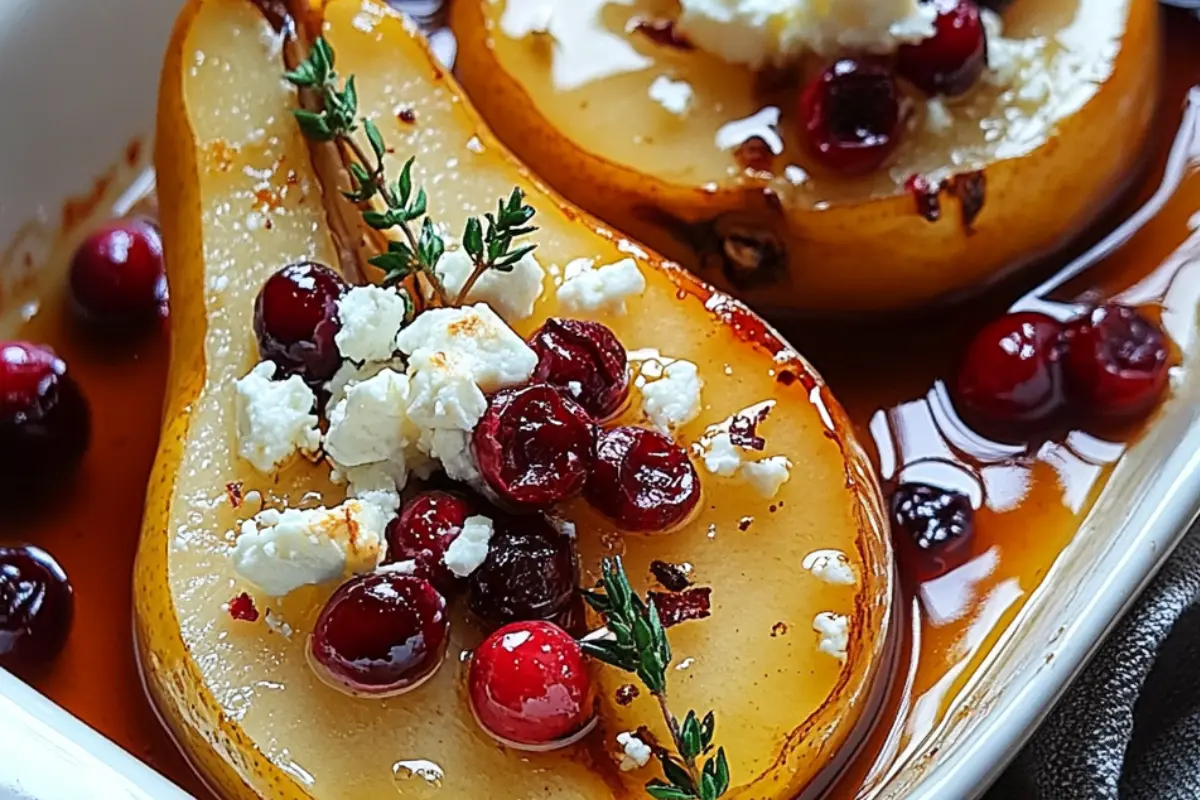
584,558 -> 731,800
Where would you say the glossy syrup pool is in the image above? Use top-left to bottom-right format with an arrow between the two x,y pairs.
1,6 -> 1199,800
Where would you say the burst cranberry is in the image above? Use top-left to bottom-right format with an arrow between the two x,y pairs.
0,545 -> 74,669
309,573 -> 448,697
799,59 -> 901,175
891,483 -> 974,582
0,342 -> 90,498
1063,304 -> 1170,421
473,385 -> 595,513
529,318 -> 629,419
383,491 -> 475,594
68,218 -> 166,326
468,620 -> 595,749
953,311 -> 1067,430
469,516 -> 577,625
585,426 -> 700,532
253,262 -> 346,383
898,0 -> 987,96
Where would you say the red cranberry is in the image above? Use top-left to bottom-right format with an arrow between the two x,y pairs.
0,545 -> 74,669
383,491 -> 475,594
898,0 -> 987,96
468,620 -> 595,749
0,342 -> 90,498
309,573 -> 449,696
473,385 -> 595,513
953,312 -> 1067,430
469,516 -> 577,625
585,426 -> 700,532
891,483 -> 974,582
529,318 -> 629,420
799,59 -> 901,175
253,262 -> 346,384
68,218 -> 166,326
227,592 -> 259,622
1063,304 -> 1170,421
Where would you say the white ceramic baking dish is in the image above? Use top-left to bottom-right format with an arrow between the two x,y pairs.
1,1 -> 1197,798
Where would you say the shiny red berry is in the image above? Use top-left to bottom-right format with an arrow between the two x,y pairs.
253,262 -> 346,384
473,385 -> 595,513
0,545 -> 74,670
953,312 -> 1067,429
898,0 -> 987,96
1063,304 -> 1170,421
529,318 -> 629,419
309,573 -> 449,697
585,426 -> 700,532
799,59 -> 901,175
469,516 -> 577,625
68,218 -> 166,326
891,483 -> 974,582
383,491 -> 475,594
469,620 -> 595,749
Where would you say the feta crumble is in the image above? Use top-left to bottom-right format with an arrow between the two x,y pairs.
435,248 -> 545,321
803,549 -> 857,586
396,303 -> 537,394
641,359 -> 704,432
324,368 -> 414,469
234,361 -> 321,473
334,285 -> 408,363
741,456 -> 792,498
648,75 -> 694,115
813,611 -> 850,662
925,98 -> 954,134
616,731 -> 653,772
556,257 -> 647,315
701,432 -> 743,477
443,514 -> 494,577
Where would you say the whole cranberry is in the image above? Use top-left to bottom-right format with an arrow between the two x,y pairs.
469,620 -> 595,749
891,483 -> 974,582
953,311 -> 1067,430
68,218 -> 166,326
383,491 -> 475,594
253,262 -> 346,384
898,0 -> 987,96
529,318 -> 629,419
799,59 -> 902,175
469,516 -> 577,625
1063,304 -> 1170,422
585,426 -> 700,532
0,342 -> 90,498
0,545 -> 74,669
309,573 -> 449,697
473,385 -> 595,513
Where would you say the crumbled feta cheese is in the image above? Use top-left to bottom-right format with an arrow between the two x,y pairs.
324,368 -> 414,468
325,358 -> 403,406
741,456 -> 792,498
648,76 -> 693,115
641,359 -> 704,432
701,432 -> 742,477
813,611 -> 849,662
435,249 -> 545,321
341,463 -> 406,510
423,427 -> 481,484
616,731 -> 653,772
803,549 -> 857,586
234,361 -> 321,473
556,258 -> 647,315
405,349 -> 490,432
334,285 -> 408,363
396,303 -> 537,393
443,514 -> 494,577
231,499 -> 389,597
925,98 -> 953,134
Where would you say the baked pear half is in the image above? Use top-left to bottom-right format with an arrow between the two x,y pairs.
137,0 -> 892,797
451,0 -> 1161,315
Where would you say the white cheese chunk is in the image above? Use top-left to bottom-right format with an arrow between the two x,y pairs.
641,359 -> 704,432
648,75 -> 694,115
234,361 -> 321,473
556,257 -> 647,315
616,731 -> 653,772
405,350 -> 490,432
435,248 -> 545,321
334,285 -> 408,363
741,456 -> 792,498
443,514 -> 494,578
803,549 -> 857,586
813,611 -> 850,663
396,303 -> 537,394
701,432 -> 743,477
324,368 -> 415,468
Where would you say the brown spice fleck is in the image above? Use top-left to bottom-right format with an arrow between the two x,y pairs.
629,17 -> 694,50
649,587 -> 712,628
775,369 -> 797,387
228,592 -> 259,622
905,174 -> 943,223
728,405 -> 771,451
615,684 -> 640,706
225,481 -> 244,508
254,186 -> 284,212
771,621 -> 788,637
397,107 -> 417,125
734,136 -> 776,173
738,516 -> 754,532
206,139 -> 239,173
124,138 -> 142,167
649,560 -> 693,592
950,170 -> 986,231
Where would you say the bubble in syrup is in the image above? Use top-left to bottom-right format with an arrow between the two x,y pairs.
392,759 -> 444,796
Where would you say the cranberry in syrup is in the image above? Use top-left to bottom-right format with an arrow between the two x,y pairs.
891,483 -> 975,582
585,426 -> 700,532
799,59 -> 902,175
468,620 -> 595,749
468,516 -> 577,625
68,218 -> 166,327
309,573 -> 448,696
383,491 -> 475,594
473,384 -> 595,513
253,262 -> 346,384
1063,304 -> 1170,422
897,0 -> 987,97
529,318 -> 629,419
0,545 -> 74,669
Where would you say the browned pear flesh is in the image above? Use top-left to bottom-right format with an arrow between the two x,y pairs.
451,0 -> 1161,314
136,0 -> 891,797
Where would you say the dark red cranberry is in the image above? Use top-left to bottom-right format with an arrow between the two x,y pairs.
468,620 -> 595,748
309,573 -> 448,696
0,342 -> 90,498
1063,304 -> 1170,421
953,312 -> 1067,430
891,483 -> 974,582
898,0 -> 987,96
585,426 -> 700,532
469,516 -> 577,625
529,319 -> 629,420
68,218 -> 166,326
253,262 -> 346,384
473,385 -> 595,513
799,59 -> 902,175
0,545 -> 74,669
383,491 -> 475,594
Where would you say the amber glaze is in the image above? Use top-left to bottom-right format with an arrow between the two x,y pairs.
2,8 -> 1198,799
